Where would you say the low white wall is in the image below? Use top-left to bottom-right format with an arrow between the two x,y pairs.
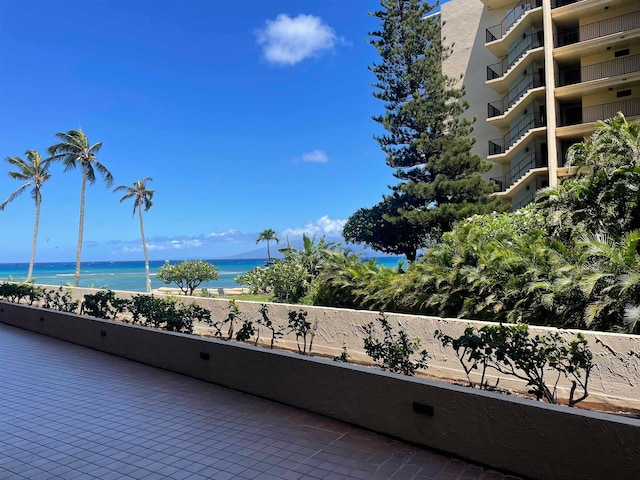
1,300 -> 639,480
32,285 -> 640,412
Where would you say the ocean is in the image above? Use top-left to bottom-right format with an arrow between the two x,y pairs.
0,257 -> 405,292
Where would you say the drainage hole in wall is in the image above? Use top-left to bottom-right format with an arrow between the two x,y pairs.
200,352 -> 210,361
100,330 -> 107,337
413,402 -> 434,416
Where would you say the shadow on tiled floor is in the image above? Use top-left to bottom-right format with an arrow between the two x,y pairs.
0,323 -> 522,480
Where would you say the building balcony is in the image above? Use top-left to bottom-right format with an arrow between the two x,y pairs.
555,10 -> 640,48
557,54 -> 640,87
488,72 -> 545,120
559,96 -> 640,127
488,112 -> 546,156
485,0 -> 542,56
552,0 -> 639,23
491,150 -> 548,193
486,51 -> 545,92
487,32 -> 544,81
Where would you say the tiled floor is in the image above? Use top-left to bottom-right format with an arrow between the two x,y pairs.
0,323 -> 521,480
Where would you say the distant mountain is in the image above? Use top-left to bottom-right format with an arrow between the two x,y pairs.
222,241 -> 402,260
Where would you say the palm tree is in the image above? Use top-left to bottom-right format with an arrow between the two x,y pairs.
48,129 -> 113,287
256,228 -> 279,261
114,178 -> 154,292
0,150 -> 51,281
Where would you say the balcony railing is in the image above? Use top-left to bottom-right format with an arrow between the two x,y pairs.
559,97 -> 640,127
487,32 -> 544,80
557,54 -> 640,87
489,112 -> 546,155
556,10 -> 640,47
486,0 -> 542,43
488,72 -> 545,118
491,151 -> 547,192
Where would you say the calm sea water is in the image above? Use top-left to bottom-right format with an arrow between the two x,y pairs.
0,257 -> 404,292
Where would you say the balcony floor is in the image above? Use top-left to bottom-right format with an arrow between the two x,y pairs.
0,323 -> 521,480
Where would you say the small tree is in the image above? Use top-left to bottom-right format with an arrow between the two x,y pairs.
48,129 -> 113,287
287,309 -> 316,355
113,177 -> 154,292
256,228 -> 279,261
363,313 -> 428,375
256,304 -> 284,348
1,150 -> 52,281
156,260 -> 219,295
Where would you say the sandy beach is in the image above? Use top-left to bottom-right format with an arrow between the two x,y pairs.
152,286 -> 250,296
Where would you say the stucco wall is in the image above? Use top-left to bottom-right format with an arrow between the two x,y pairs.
1,300 -> 638,480
441,0 -> 504,171
28,285 -> 640,412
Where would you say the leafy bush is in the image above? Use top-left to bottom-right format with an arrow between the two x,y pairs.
436,324 -> 593,406
333,345 -> 350,363
156,260 -> 219,296
235,319 -> 256,343
42,287 -> 79,313
236,234 -> 339,304
363,313 -> 428,375
128,295 -> 208,334
82,290 -> 131,320
235,267 -> 271,295
287,309 -> 316,355
0,282 -> 43,305
256,304 -> 283,349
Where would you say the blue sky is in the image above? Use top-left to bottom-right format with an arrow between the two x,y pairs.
0,0 -> 439,262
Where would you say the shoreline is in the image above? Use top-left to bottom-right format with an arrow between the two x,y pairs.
152,287 -> 249,296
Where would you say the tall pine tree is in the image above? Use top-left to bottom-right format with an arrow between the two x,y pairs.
344,0 -> 504,262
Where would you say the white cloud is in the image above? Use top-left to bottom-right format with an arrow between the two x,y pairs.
208,229 -> 239,238
282,215 -> 346,238
256,14 -> 338,65
300,150 -> 328,163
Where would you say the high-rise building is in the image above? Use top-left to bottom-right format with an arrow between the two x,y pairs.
440,0 -> 640,208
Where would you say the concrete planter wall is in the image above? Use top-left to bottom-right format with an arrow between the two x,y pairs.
1,300 -> 639,480
44,285 -> 640,412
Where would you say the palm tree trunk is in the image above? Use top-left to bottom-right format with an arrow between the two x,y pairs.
75,167 -> 87,287
267,240 -> 271,261
27,194 -> 41,281
139,208 -> 151,293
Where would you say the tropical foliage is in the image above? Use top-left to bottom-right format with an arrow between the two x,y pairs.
1,150 -> 52,280
114,178 -> 154,292
48,129 -> 113,287
256,228 -> 279,261
236,234 -> 339,304
329,114 -> 640,334
345,0 -> 504,262
156,260 -> 219,296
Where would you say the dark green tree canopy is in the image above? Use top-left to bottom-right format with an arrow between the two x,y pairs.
346,0 -> 504,261
156,260 -> 219,296
343,194 -> 427,262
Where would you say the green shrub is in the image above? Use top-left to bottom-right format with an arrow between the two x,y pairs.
436,324 -> 593,406
256,304 -> 283,349
0,282 -> 43,304
128,295 -> 207,334
156,260 -> 219,296
287,309 -> 316,355
42,287 -> 79,313
363,313 -> 428,375
82,290 -> 130,320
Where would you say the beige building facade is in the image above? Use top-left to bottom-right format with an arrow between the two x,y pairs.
441,0 -> 640,208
